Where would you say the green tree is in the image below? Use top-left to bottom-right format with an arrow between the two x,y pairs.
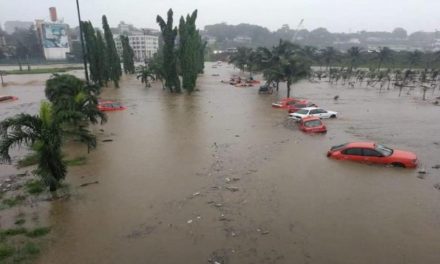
374,47 -> 392,71
229,47 -> 252,72
120,35 -> 135,74
407,50 -> 422,70
45,74 -> 107,125
0,102 -> 96,192
320,47 -> 338,70
102,15 -> 122,88
347,46 -> 362,72
157,9 -> 181,92
179,10 -> 204,92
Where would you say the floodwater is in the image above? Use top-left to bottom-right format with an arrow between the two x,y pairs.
1,63 -> 440,264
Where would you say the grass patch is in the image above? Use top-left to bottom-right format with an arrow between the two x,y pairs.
2,195 -> 26,208
22,242 -> 40,256
25,179 -> 45,195
26,227 -> 50,238
0,243 -> 15,261
14,219 -> 26,226
17,153 -> 38,168
4,67 -> 83,75
0,227 -> 28,237
65,156 -> 87,166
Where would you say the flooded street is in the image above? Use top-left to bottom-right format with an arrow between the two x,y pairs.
2,62 -> 440,263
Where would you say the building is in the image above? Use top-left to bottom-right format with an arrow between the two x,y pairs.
4,21 -> 34,34
35,7 -> 70,60
114,33 -> 159,62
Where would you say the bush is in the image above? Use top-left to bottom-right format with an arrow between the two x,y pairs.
26,227 -> 51,238
25,179 -> 45,194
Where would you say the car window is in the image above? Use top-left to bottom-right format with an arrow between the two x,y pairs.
310,109 -> 318,114
304,120 -> 322,127
296,104 -> 306,108
317,109 -> 327,113
362,148 -> 383,157
296,109 -> 309,115
287,101 -> 296,105
342,148 -> 363,156
375,144 -> 393,156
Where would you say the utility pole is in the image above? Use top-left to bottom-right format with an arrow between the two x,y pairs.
76,0 -> 90,83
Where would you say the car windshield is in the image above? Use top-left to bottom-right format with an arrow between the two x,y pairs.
304,120 -> 322,127
375,144 -> 393,157
296,109 -> 309,115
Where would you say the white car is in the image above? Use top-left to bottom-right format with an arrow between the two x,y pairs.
289,107 -> 338,121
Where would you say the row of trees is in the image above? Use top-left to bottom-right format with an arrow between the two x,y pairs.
154,9 -> 206,93
0,74 -> 105,192
230,43 -> 440,100
81,15 -> 133,88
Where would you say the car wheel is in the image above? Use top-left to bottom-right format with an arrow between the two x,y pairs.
391,162 -> 405,168
330,114 -> 336,118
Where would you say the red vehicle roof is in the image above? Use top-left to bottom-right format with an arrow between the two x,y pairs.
345,142 -> 377,148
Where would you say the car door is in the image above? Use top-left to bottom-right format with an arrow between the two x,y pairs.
317,109 -> 329,118
309,109 -> 319,117
361,148 -> 385,164
340,148 -> 364,162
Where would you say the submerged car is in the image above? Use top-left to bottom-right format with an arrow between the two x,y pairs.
327,142 -> 418,168
289,107 -> 337,120
272,97 -> 303,108
98,100 -> 127,112
299,116 -> 327,133
287,101 -> 317,113
0,96 -> 18,102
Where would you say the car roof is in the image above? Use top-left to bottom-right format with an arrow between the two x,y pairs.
301,116 -> 321,121
301,107 -> 319,110
345,142 -> 376,148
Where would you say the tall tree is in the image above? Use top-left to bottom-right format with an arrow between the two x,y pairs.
0,102 -> 96,192
374,47 -> 392,71
120,35 -> 135,74
178,10 -> 204,92
102,15 -> 122,88
82,21 -> 100,85
347,46 -> 362,72
157,9 -> 181,92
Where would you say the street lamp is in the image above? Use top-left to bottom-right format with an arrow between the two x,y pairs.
75,0 -> 90,83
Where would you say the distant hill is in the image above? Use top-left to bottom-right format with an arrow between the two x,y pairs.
202,23 -> 440,51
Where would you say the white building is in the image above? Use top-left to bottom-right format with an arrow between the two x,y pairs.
114,33 -> 159,62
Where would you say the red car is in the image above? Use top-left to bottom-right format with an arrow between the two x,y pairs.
299,116 -> 327,133
287,101 -> 317,113
327,142 -> 418,168
271,97 -> 303,109
0,96 -> 18,102
98,100 -> 127,112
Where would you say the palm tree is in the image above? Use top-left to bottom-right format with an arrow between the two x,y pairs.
136,65 -> 156,87
374,47 -> 392,71
229,47 -> 252,73
278,42 -> 311,98
0,102 -> 96,192
407,50 -> 422,70
347,46 -> 362,72
320,47 -> 338,71
45,74 -> 106,125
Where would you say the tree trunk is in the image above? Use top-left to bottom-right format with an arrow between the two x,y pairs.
276,81 -> 279,92
26,55 -> 31,71
287,82 -> 291,98
18,58 -> 23,71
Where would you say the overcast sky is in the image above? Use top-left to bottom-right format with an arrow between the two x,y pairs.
1,0 -> 439,33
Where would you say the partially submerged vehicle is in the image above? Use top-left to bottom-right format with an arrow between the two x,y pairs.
299,116 -> 327,133
98,100 -> 127,112
327,142 -> 418,168
0,96 -> 18,102
258,83 -> 273,94
271,97 -> 303,108
289,107 -> 338,120
287,101 -> 318,113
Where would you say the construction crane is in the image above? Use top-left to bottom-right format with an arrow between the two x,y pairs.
291,19 -> 304,43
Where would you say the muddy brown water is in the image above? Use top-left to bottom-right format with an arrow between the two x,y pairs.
1,63 -> 440,264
